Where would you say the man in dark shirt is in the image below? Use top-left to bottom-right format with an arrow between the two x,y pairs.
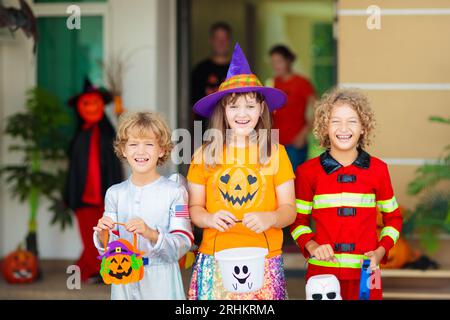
191,22 -> 232,132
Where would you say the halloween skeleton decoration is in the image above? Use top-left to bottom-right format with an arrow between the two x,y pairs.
217,166 -> 265,210
98,239 -> 144,285
2,246 -> 38,284
0,0 -> 38,53
306,274 -> 342,300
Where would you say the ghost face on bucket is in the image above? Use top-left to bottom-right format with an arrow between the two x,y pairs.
215,247 -> 268,293
231,263 -> 253,291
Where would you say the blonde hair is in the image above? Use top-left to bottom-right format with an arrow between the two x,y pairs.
201,92 -> 273,168
313,87 -> 375,149
114,111 -> 173,166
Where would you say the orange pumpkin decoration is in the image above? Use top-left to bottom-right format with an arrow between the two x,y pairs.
376,206 -> 419,269
2,247 -> 38,284
216,166 -> 265,211
381,237 -> 418,269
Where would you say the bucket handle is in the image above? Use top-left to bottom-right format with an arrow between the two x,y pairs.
102,222 -> 138,251
212,220 -> 270,254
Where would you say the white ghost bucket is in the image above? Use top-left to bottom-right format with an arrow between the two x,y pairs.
214,228 -> 269,293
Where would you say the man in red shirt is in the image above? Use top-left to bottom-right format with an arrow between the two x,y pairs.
269,45 -> 316,171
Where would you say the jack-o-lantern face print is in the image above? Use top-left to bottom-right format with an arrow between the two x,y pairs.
98,239 -> 144,285
76,92 -> 105,124
216,166 -> 265,210
108,255 -> 133,279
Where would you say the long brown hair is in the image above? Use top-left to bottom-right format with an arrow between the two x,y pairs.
201,92 -> 274,168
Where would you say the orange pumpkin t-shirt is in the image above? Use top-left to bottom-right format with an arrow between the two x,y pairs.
187,144 -> 295,258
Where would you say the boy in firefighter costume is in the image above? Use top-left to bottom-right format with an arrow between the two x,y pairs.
65,78 -> 123,281
290,88 -> 403,300
93,112 -> 193,299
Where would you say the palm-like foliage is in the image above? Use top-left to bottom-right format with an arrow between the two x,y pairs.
0,88 -> 73,254
404,116 -> 450,254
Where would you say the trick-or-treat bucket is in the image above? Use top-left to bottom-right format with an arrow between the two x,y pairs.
213,224 -> 269,293
98,222 -> 145,285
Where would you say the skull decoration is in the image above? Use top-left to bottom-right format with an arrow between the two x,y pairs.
305,274 -> 342,300
97,239 -> 144,285
217,166 -> 264,210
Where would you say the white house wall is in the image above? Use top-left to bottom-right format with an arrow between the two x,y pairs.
0,0 -> 177,259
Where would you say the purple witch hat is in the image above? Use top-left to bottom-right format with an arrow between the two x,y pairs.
97,239 -> 143,260
193,43 -> 287,117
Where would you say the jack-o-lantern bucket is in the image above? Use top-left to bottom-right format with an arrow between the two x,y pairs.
214,226 -> 269,293
97,222 -> 145,285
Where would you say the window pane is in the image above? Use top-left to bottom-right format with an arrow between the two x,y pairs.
311,22 -> 335,96
37,16 -> 103,137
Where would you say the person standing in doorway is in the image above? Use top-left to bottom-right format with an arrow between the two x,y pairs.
269,45 -> 316,172
191,22 -> 232,133
191,22 -> 233,248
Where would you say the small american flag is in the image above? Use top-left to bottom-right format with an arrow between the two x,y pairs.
174,204 -> 189,218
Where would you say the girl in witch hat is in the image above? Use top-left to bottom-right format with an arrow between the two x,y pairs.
187,43 -> 296,299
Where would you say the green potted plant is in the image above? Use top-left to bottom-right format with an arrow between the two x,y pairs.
0,87 -> 73,258
403,116 -> 450,254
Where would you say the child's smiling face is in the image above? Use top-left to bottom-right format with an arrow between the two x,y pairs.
224,95 -> 262,138
328,103 -> 364,152
122,130 -> 164,175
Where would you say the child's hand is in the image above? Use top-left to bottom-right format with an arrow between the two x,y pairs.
364,246 -> 386,271
126,218 -> 159,243
94,216 -> 114,233
94,216 -> 114,247
305,241 -> 338,263
242,212 -> 276,233
205,210 -> 237,232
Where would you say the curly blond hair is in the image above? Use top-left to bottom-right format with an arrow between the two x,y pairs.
114,111 -> 173,166
313,87 -> 375,149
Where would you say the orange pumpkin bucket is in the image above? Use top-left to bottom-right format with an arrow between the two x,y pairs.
97,222 -> 145,285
